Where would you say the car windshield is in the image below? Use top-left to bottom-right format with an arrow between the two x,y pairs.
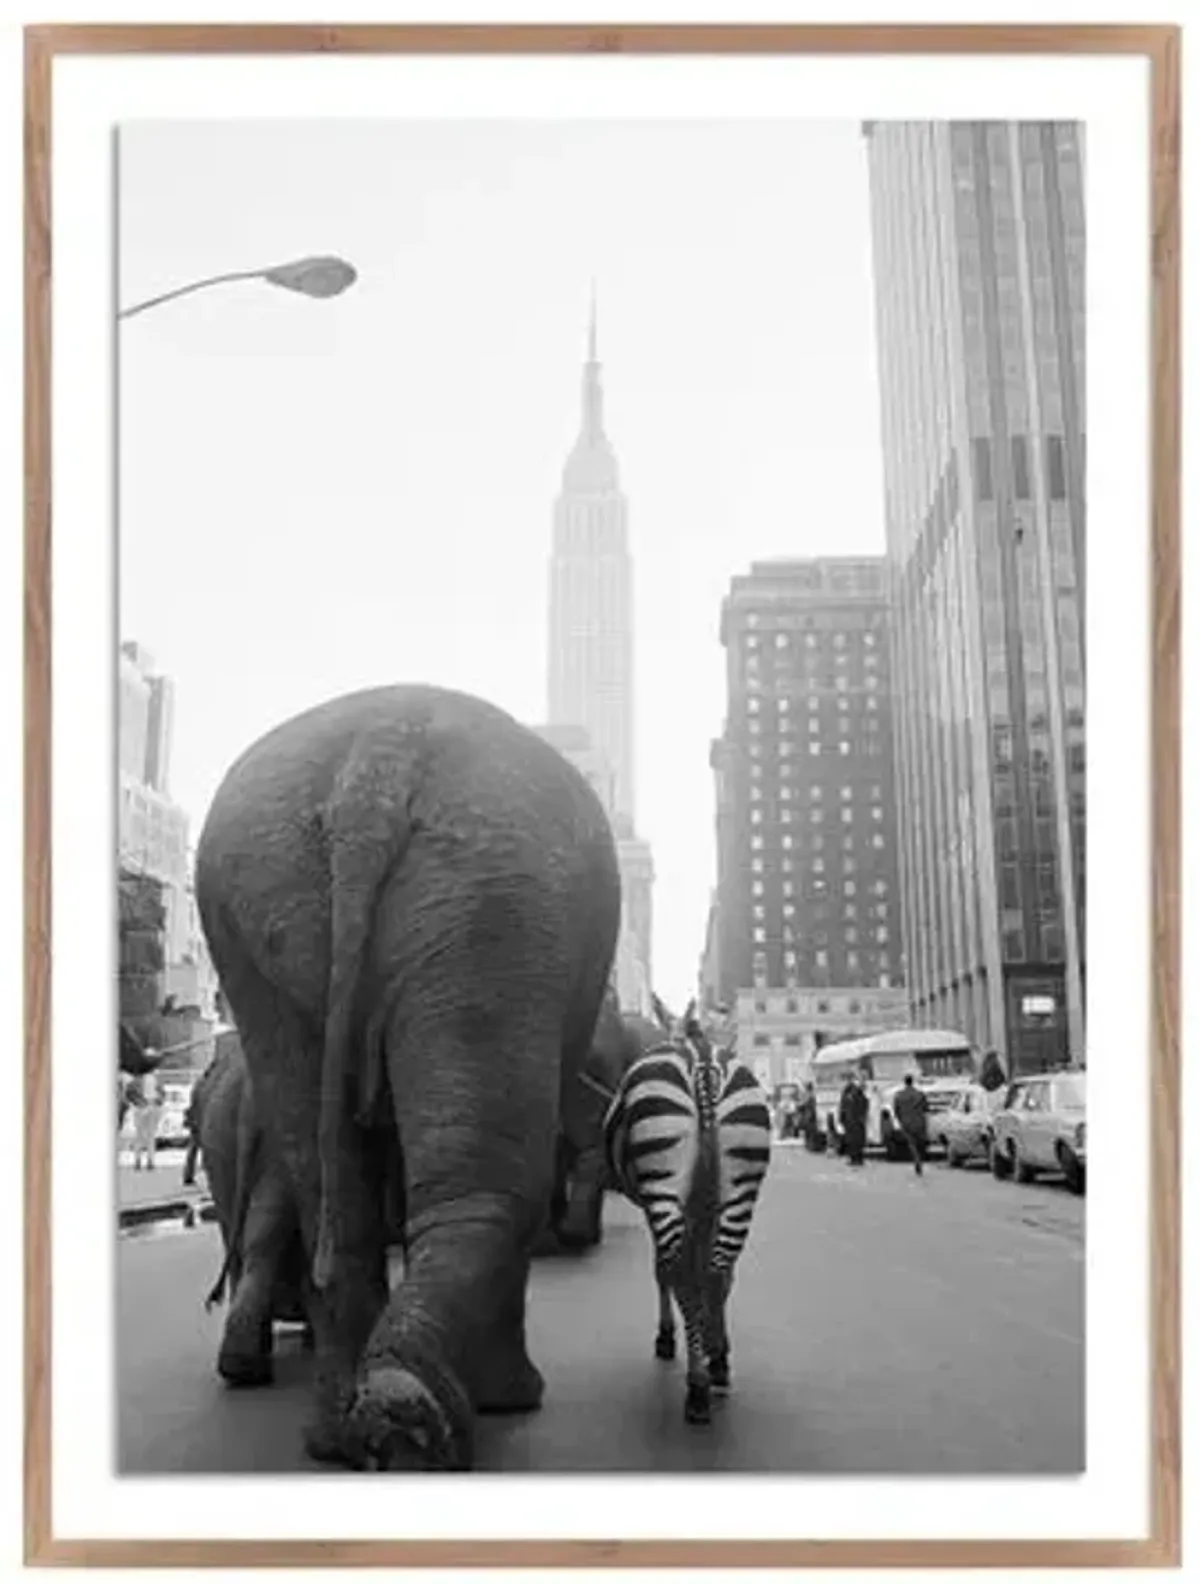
1054,1075 -> 1086,1109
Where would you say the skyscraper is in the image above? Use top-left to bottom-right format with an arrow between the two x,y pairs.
548,295 -> 636,829
863,121 -> 1085,1073
545,299 -> 653,1012
710,558 -> 905,1022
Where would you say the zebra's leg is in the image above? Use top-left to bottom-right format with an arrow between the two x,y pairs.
705,1268 -> 733,1394
676,1282 -> 712,1425
654,1267 -> 676,1360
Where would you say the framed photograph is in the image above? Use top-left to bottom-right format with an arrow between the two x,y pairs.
25,21 -> 1179,1568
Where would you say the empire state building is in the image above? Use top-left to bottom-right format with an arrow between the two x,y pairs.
543,299 -> 653,1012
548,301 -> 635,829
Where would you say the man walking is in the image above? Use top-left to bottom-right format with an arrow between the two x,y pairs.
893,1072 -> 930,1177
839,1074 -> 870,1167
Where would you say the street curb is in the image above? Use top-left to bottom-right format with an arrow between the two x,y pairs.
118,1195 -> 215,1232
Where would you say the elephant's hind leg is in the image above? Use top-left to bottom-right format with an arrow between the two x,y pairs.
216,1168 -> 295,1388
348,999 -> 561,1470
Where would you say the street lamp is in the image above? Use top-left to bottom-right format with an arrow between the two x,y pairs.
117,253 -> 358,320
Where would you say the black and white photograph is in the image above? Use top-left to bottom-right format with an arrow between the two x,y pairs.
114,115 -> 1086,1478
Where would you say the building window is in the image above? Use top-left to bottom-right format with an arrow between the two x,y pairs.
840,786 -> 852,800
872,807 -> 883,821
816,950 -> 828,968
782,835 -> 794,849
877,927 -> 889,943
872,835 -> 885,848
841,809 -> 853,824
753,1034 -> 769,1047
751,809 -> 762,824
782,881 -> 794,897
748,698 -> 760,714
813,859 -> 825,874
810,744 -> 821,757
753,928 -> 766,944
783,903 -> 796,918
751,858 -> 764,873
845,882 -> 857,896
840,742 -> 851,755
973,437 -> 994,501
751,836 -> 764,850
847,951 -> 860,971
753,905 -> 765,921
1011,434 -> 1031,500
846,928 -> 859,944
1047,435 -> 1067,499
752,881 -> 764,896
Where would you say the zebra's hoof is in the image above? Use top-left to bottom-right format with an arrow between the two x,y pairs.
654,1330 -> 676,1361
684,1384 -> 711,1425
708,1354 -> 731,1393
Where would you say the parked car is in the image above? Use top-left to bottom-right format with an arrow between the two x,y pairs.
991,1070 -> 1086,1193
936,1082 -> 1006,1167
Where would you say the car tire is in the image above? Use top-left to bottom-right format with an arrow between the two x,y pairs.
991,1142 -> 1013,1180
945,1139 -> 963,1168
1059,1148 -> 1086,1196
1016,1151 -> 1037,1185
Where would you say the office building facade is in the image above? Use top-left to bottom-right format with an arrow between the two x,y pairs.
863,121 -> 1085,1073
710,558 -> 905,1021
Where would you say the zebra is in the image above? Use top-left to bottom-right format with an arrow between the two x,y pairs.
602,998 -> 772,1424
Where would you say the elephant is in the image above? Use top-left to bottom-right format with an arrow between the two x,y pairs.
186,1040 -> 316,1384
541,995 -> 666,1252
194,685 -> 621,1471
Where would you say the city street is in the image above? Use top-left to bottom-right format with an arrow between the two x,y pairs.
118,1144 -> 1083,1475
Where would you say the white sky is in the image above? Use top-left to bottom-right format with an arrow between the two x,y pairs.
118,118 -> 887,1008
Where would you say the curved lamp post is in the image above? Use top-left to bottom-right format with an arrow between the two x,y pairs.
118,253 -> 357,320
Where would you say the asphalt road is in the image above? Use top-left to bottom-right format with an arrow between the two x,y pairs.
118,1144 -> 1083,1475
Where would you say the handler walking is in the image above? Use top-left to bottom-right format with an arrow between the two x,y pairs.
893,1073 -> 930,1177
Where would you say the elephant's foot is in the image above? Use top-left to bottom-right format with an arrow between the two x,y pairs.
217,1346 -> 274,1388
654,1328 -> 676,1361
346,1363 -> 473,1471
708,1351 -> 730,1394
217,1314 -> 274,1388
528,1225 -> 569,1258
472,1348 -> 545,1415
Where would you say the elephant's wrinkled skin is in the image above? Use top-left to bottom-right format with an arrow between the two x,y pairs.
543,1001 -> 665,1251
188,1043 -> 313,1385
195,686 -> 620,1471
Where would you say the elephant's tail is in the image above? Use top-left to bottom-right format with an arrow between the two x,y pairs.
312,778 -> 414,1292
204,1116 -> 262,1311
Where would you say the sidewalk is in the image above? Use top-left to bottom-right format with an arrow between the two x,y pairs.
117,1149 -> 205,1208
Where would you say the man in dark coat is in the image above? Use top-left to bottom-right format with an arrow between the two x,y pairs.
839,1076 -> 869,1167
978,1048 -> 1007,1092
893,1072 -> 930,1176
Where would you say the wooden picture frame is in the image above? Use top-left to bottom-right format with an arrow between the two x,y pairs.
24,22 -> 1180,1568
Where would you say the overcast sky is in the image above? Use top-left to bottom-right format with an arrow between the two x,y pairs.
118,118 -> 886,1009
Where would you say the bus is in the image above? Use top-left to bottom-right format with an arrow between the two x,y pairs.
811,1029 -> 977,1159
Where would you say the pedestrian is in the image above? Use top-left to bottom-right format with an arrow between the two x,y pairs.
978,1047 -> 1007,1092
798,1082 -> 820,1151
838,1074 -> 869,1167
131,1066 -> 162,1171
892,1072 -> 930,1176
181,1081 -> 202,1187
